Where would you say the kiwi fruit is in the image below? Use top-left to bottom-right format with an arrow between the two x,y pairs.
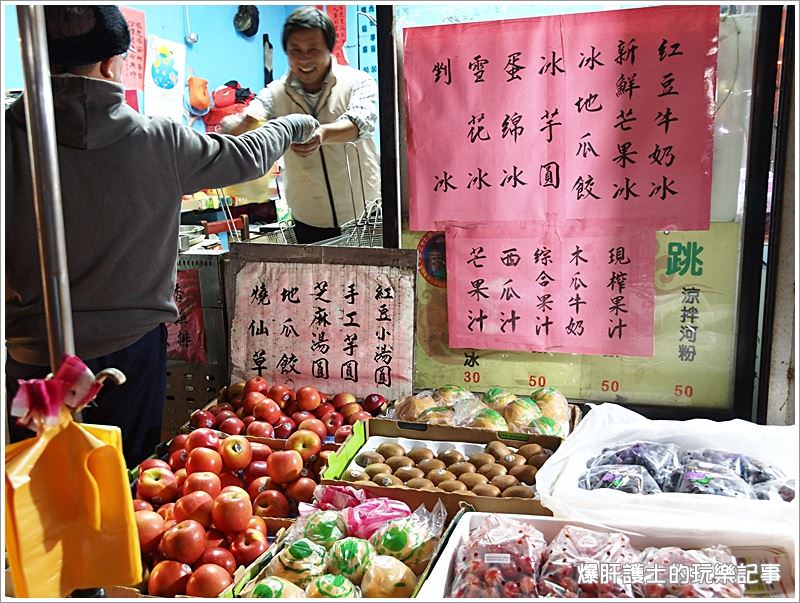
371,473 -> 403,487
437,448 -> 465,465
407,447 -> 435,463
394,466 -> 424,482
468,452 -> 495,468
341,467 -> 366,482
427,468 -> 457,485
499,453 -> 526,470
405,477 -> 435,490
509,464 -> 538,485
527,450 -> 553,468
448,462 -> 476,477
472,483 -> 502,497
355,451 -> 385,468
354,480 -> 374,486
377,443 -> 406,459
517,443 -> 543,459
458,472 -> 488,489
385,456 -> 415,472
364,463 -> 393,478
417,458 -> 446,474
502,485 -> 534,498
491,474 -> 519,491
478,463 -> 507,479
438,479 -> 467,492
485,441 -> 512,460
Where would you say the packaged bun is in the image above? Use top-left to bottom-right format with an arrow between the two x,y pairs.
483,386 -> 518,411
360,555 -> 417,598
531,387 -> 570,437
468,408 -> 509,431
502,396 -> 543,431
392,392 -> 437,421
266,538 -> 327,588
417,406 -> 455,426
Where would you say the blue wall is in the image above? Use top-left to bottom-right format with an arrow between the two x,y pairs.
4,4 -> 375,104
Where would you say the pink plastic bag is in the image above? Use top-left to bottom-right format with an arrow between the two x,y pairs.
343,498 -> 412,540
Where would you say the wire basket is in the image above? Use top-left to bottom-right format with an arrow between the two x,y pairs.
253,220 -> 297,245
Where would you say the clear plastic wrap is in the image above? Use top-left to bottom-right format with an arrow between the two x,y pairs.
502,396 -> 544,432
538,525 -> 640,598
433,385 -> 478,407
530,387 -> 571,438
579,464 -> 662,495
636,545 -> 745,598
668,460 -> 754,498
751,477 -> 796,502
587,440 -> 680,489
368,501 -> 446,575
389,391 -> 438,421
416,405 -> 455,425
680,448 -> 785,485
265,537 -> 328,588
448,514 -> 547,598
482,386 -> 518,411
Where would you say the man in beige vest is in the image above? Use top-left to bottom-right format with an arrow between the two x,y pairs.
229,6 -> 381,244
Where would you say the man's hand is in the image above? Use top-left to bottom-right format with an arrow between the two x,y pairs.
290,126 -> 324,157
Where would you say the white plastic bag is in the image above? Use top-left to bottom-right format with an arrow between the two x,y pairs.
536,403 -> 797,531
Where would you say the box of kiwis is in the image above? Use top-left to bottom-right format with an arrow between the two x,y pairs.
321,419 -> 561,519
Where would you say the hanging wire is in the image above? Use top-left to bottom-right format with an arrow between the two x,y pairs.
714,7 -> 742,117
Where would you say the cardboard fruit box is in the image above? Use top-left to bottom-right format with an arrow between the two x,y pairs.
321,419 -> 562,520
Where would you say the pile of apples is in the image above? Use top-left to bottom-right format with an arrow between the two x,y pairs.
132,428 -> 330,597
190,378 -> 387,443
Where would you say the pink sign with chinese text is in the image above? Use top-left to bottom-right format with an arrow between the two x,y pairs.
405,5 -> 718,231
327,5 -> 349,66
120,7 -> 146,91
166,269 -> 207,364
446,221 -> 656,356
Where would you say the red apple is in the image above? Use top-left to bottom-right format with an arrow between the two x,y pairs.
169,449 -> 187,472
246,420 -> 274,438
162,518 -> 177,533
321,411 -> 345,436
211,490 -> 252,533
236,406 -> 247,419
272,419 -> 295,439
204,528 -> 229,550
248,516 -> 268,537
253,399 -> 281,424
313,402 -> 335,420
186,563 -> 232,597
230,395 -> 244,410
230,528 -> 269,566
212,409 -> 237,426
173,491 -> 214,528
185,447 -> 223,475
157,502 -> 176,521
135,509 -> 165,554
252,489 -> 290,518
348,410 -> 373,425
268,384 -> 294,408
339,402 -> 362,420
242,415 -> 256,429
242,460 -> 270,486
133,498 -> 153,512
334,425 -> 353,443
286,429 -> 322,463
283,400 -> 299,417
219,472 -> 244,490
219,435 -> 252,471
284,477 -> 317,504
220,485 -> 249,498
249,442 -> 273,462
161,519 -> 206,564
266,450 -> 304,484
183,471 -> 221,499
148,560 -> 192,597
244,376 -> 270,396
362,393 -> 387,415
189,409 -> 215,430
246,475 -> 281,501
296,386 -> 321,411
138,458 -> 172,475
199,547 -> 236,575
208,402 -> 234,416
291,411 -> 314,425
137,467 -> 179,505
298,418 -> 327,441
168,434 -> 190,455
331,392 -> 356,410
175,468 -> 188,492
242,391 -> 267,416
217,416 -> 246,436
186,428 -> 220,452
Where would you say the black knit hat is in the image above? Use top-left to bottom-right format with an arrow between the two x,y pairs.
45,5 -> 130,66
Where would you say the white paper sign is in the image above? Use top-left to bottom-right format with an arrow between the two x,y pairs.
143,34 -> 186,123
229,261 -> 415,399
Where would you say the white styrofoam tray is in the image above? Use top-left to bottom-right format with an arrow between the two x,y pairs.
416,512 -> 796,599
343,435 -> 535,495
